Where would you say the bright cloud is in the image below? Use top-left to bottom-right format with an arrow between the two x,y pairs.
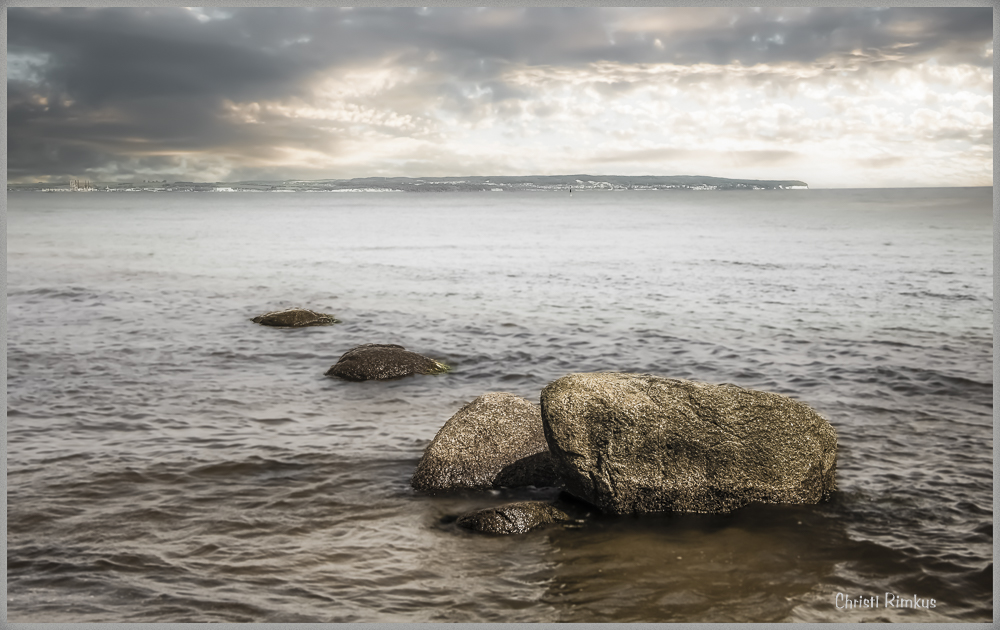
7,6 -> 993,187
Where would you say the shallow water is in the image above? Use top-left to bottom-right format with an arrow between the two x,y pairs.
6,188 -> 993,622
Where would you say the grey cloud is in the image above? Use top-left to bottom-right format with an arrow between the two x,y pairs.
729,150 -> 802,166
7,6 -> 992,182
10,9 -> 316,106
856,156 -> 908,169
594,148 -> 803,167
14,7 -> 987,102
689,7 -> 992,68
595,148 -> 702,163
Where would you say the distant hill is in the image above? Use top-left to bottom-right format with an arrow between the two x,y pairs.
9,174 -> 808,192
329,175 -> 808,191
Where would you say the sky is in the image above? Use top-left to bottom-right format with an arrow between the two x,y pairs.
7,6 -> 994,188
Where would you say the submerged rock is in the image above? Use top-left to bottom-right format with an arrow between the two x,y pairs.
252,308 -> 339,328
411,392 -> 562,492
456,501 -> 570,535
540,372 -> 838,515
325,343 -> 449,381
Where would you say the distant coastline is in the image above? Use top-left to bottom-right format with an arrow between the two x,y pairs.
8,174 -> 809,193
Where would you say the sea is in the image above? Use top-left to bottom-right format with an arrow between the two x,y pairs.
5,187 -> 993,622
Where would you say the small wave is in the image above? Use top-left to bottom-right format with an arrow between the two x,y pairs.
899,290 -> 986,302
953,501 -> 992,517
869,338 -> 921,348
250,416 -> 296,426
11,286 -> 97,299
9,553 -> 91,577
92,551 -> 183,575
708,259 -> 783,270
373,398 -> 411,405
499,373 -> 537,382
187,457 -> 311,479
260,352 -> 324,360
843,364 -> 993,401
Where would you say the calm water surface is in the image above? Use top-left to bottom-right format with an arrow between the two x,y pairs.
6,188 -> 993,622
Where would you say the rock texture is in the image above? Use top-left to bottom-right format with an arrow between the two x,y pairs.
540,372 -> 837,515
456,501 -> 570,535
411,392 -> 562,492
252,308 -> 339,327
325,344 -> 449,381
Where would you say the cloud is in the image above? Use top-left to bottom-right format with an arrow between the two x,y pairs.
856,155 -> 907,169
592,147 -> 802,169
7,7 -> 994,186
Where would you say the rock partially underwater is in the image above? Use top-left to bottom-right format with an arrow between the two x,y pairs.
456,501 -> 571,535
541,372 -> 838,515
411,392 -> 562,492
325,344 -> 449,381
252,308 -> 339,328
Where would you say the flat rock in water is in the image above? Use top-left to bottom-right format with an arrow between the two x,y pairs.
325,343 -> 449,381
456,501 -> 570,535
252,308 -> 339,327
540,372 -> 838,515
411,392 -> 562,492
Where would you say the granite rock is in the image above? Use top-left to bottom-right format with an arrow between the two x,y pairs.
411,392 -> 562,492
456,501 -> 571,535
325,344 -> 449,381
252,308 -> 339,327
540,372 -> 837,514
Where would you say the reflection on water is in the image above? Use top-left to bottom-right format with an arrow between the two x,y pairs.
538,500 -> 981,622
543,506 -> 831,622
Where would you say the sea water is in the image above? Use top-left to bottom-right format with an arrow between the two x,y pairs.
6,188 -> 992,622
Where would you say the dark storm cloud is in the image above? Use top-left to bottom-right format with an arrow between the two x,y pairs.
12,6 -> 990,103
656,7 -> 993,67
7,6 -> 993,182
10,8 -> 315,105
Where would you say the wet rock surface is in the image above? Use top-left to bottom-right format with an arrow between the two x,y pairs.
456,501 -> 571,535
541,372 -> 838,515
251,308 -> 339,327
325,344 -> 449,381
411,392 -> 562,492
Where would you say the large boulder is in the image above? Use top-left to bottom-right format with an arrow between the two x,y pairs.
325,344 -> 449,381
411,392 -> 562,492
540,372 -> 837,515
252,308 -> 339,327
456,501 -> 570,535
